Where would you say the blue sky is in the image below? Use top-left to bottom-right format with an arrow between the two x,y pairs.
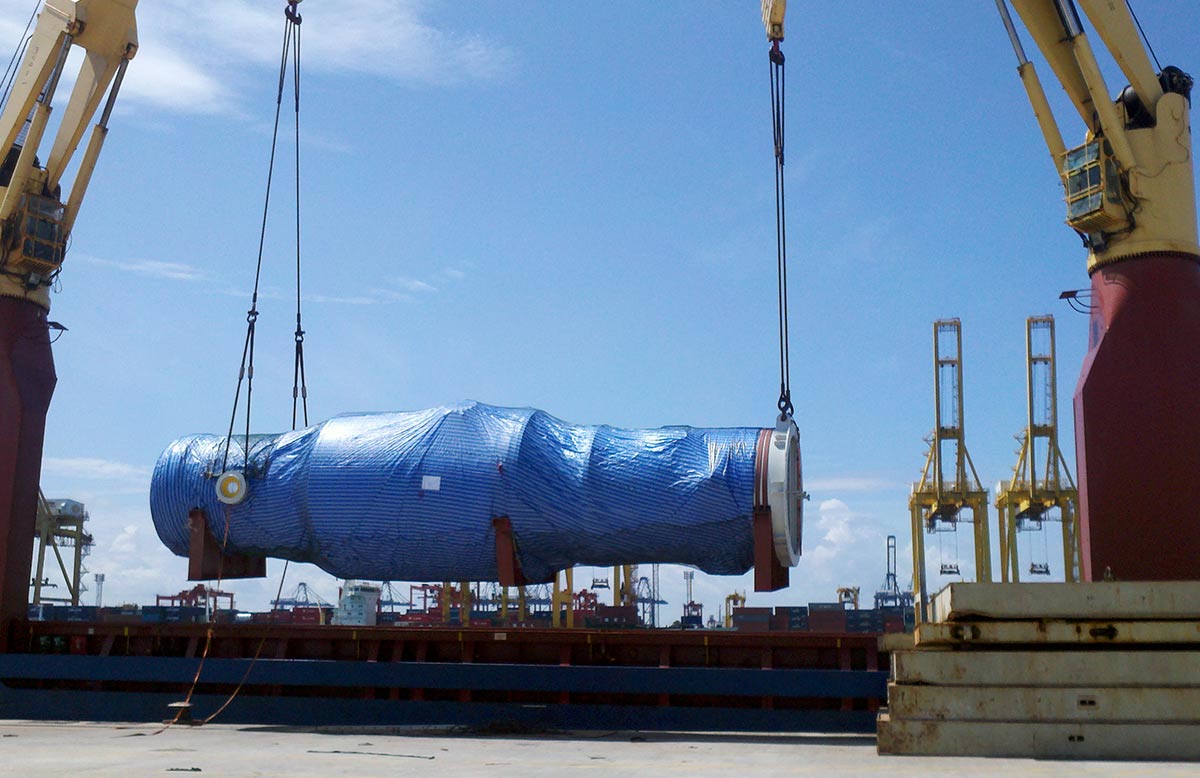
14,1 -> 1197,618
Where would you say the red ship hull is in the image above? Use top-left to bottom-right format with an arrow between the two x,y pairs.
0,298 -> 55,650
1075,253 -> 1200,581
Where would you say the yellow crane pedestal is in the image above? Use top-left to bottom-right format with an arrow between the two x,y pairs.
878,582 -> 1200,760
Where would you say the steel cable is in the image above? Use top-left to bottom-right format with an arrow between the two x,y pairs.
769,42 -> 793,420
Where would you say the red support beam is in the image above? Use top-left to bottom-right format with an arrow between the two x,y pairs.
492,516 -> 528,587
187,508 -> 266,581
754,507 -> 788,592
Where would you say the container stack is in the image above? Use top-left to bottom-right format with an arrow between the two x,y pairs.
807,602 -> 847,632
878,582 -> 1200,760
291,606 -> 330,625
844,608 -> 884,633
879,606 -> 909,633
772,605 -> 808,631
730,606 -> 771,631
729,603 -> 912,633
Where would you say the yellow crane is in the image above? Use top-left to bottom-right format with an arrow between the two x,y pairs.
723,591 -> 745,628
909,319 -> 991,622
0,0 -> 136,645
995,316 -> 1081,582
0,0 -> 137,309
993,0 -> 1199,582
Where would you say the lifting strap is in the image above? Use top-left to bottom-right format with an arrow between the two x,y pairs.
769,39 -> 793,421
219,0 -> 307,473
288,0 -> 308,431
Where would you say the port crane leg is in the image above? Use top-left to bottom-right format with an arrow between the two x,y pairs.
910,504 -> 928,623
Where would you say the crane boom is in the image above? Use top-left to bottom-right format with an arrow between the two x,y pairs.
0,0 -> 137,310
1001,0 -> 1197,268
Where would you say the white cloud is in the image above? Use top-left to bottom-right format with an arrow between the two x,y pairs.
304,293 -> 381,305
444,268 -> 466,280
216,282 -> 435,305
396,277 -> 437,293
74,253 -> 208,281
120,43 -> 231,115
815,498 -> 871,547
42,457 -> 151,481
110,524 -> 140,555
303,280 -> 438,304
120,0 -> 514,116
0,0 -> 514,118
806,476 -> 899,493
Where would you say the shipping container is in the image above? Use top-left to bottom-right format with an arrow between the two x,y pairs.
292,607 -> 326,625
807,610 -> 847,632
99,608 -> 142,625
211,609 -> 242,624
731,616 -> 771,632
250,610 -> 294,624
845,621 -> 882,633
591,605 -> 638,625
57,606 -> 98,622
162,606 -> 205,624
845,609 -> 884,622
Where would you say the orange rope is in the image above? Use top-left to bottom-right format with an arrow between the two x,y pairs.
153,506 -> 291,732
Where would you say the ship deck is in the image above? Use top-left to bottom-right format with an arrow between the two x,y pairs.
5,620 -> 888,732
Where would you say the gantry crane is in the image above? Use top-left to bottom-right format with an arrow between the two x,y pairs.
611,564 -> 636,608
634,565 -> 664,627
835,586 -> 860,610
910,319 -> 991,622
723,591 -> 745,628
0,0 -> 137,646
874,535 -> 914,611
993,1 -> 1198,581
156,584 -> 234,614
995,316 -> 1081,582
30,493 -> 92,606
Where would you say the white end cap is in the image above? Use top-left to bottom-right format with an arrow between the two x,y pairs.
766,417 -> 802,566
216,470 -> 248,505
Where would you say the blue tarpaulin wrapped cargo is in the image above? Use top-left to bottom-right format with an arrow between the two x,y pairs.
150,401 -> 800,582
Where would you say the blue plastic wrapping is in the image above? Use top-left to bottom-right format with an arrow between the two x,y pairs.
150,401 -> 764,582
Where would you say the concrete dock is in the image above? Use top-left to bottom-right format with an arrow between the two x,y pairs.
0,721 -> 1195,776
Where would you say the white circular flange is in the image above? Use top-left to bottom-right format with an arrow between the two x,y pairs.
215,470 -> 248,505
766,417 -> 803,566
